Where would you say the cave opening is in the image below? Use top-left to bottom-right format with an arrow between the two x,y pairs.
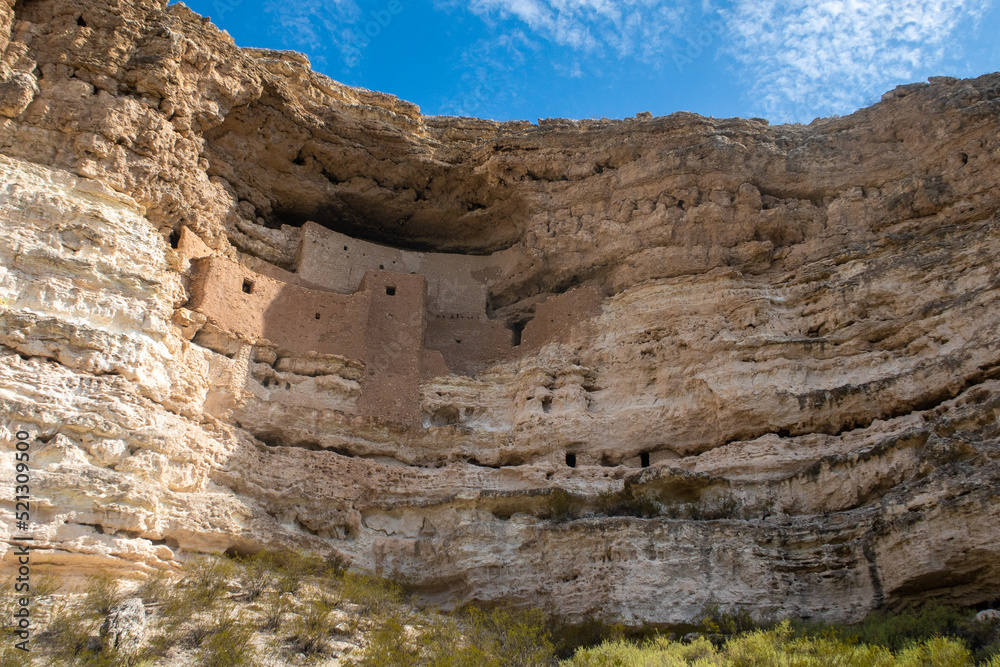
242,279 -> 255,294
565,452 -> 577,468
640,452 -> 650,468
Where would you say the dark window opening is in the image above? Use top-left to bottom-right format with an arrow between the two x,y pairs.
960,153 -> 969,165
344,245 -> 348,251
510,320 -> 527,346
640,452 -> 650,468
315,313 -> 321,320
379,264 -> 384,270
385,286 -> 396,296
76,15 -> 87,27
565,452 -> 577,468
242,279 -> 255,294
455,339 -> 462,345
168,230 -> 180,249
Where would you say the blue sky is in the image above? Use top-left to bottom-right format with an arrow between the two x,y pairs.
176,0 -> 999,124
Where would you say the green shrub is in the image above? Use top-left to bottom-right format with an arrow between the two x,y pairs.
596,487 -> 660,519
851,603 -> 999,660
134,568 -> 173,605
350,604 -> 554,667
196,612 -> 257,667
38,600 -> 99,663
464,605 -> 555,667
340,572 -> 405,617
260,592 -> 289,632
0,637 -> 31,667
84,572 -> 127,617
562,621 -> 978,667
350,613 -> 421,666
697,603 -> 767,637
181,554 -> 236,608
544,489 -> 584,522
261,548 -> 346,594
566,634 -> 719,667
289,596 -> 337,655
32,573 -> 62,598
235,554 -> 273,602
689,492 -> 742,520
550,615 -> 629,659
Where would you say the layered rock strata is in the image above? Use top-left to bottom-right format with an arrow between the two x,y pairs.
1,0 -> 999,624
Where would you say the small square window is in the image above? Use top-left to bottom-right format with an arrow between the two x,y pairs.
242,279 -> 255,294
315,313 -> 321,320
385,286 -> 396,296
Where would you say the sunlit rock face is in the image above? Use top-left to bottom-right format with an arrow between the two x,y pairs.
1,0 -> 999,625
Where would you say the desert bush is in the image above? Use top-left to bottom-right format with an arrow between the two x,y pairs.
38,600 -> 102,664
697,603 -> 767,638
550,615 -> 629,659
289,596 -> 338,655
134,569 -> 173,605
689,492 -> 742,521
566,635 -> 719,667
0,638 -> 29,667
83,572 -> 127,617
340,572 -> 405,617
596,487 -> 660,519
854,604 -> 997,657
261,549 -> 346,594
350,612 -> 421,666
563,620 -> 977,667
181,554 -> 235,608
464,605 -> 555,667
235,554 -> 273,602
32,572 -> 62,598
350,604 -> 554,667
544,489 -> 584,522
260,592 -> 289,632
196,612 -> 257,667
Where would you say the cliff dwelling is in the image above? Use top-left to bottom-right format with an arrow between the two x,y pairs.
181,221 -> 604,427
1,0 -> 999,649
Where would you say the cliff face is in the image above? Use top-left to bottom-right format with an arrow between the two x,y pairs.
1,0 -> 1000,625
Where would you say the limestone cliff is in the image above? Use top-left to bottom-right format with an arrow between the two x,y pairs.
1,0 -> 999,625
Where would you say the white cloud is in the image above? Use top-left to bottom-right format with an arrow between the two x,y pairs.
459,0 -> 705,60
258,0 -> 991,122
264,0 -> 404,69
722,0 -> 991,122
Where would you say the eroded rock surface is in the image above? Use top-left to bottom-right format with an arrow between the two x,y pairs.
1,0 -> 999,625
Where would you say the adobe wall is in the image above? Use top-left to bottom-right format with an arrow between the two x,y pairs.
187,256 -> 368,358
424,314 -> 513,377
296,222 -> 514,317
186,238 -> 606,425
520,287 -> 604,351
355,271 -> 427,426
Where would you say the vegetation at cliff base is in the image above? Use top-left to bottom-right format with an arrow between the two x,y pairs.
6,551 -> 999,666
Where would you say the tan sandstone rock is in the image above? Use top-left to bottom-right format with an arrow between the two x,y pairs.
0,0 -> 999,627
